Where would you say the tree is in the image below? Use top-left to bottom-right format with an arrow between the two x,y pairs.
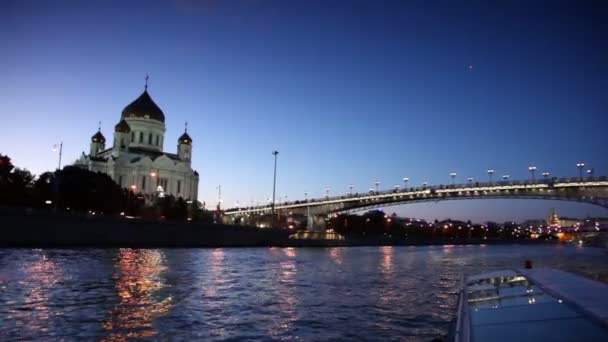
0,153 -> 35,206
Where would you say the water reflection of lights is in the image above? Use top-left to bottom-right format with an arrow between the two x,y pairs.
378,246 -> 396,308
284,247 -> 296,258
11,251 -> 64,334
380,246 -> 393,274
269,248 -> 299,338
329,247 -> 344,265
206,248 -> 225,298
101,249 -> 172,341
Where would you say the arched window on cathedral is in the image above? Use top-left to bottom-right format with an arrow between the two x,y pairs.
155,135 -> 159,146
139,132 -> 144,143
131,131 -> 134,142
148,133 -> 152,145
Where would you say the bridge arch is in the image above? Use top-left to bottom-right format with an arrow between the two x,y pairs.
334,195 -> 608,215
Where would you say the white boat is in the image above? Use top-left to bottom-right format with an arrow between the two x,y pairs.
453,268 -> 608,341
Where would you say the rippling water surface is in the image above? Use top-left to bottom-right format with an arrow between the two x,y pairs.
1,245 -> 607,341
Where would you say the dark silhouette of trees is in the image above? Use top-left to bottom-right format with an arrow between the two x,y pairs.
156,195 -> 188,220
0,154 -> 35,206
32,166 -> 126,214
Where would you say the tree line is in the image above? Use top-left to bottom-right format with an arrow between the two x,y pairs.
0,153 -> 208,221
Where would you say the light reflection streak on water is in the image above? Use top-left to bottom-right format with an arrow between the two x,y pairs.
204,248 -> 227,339
329,247 -> 344,265
269,247 -> 299,339
101,249 -> 172,341
380,246 -> 393,275
378,246 -> 396,309
11,250 -> 64,334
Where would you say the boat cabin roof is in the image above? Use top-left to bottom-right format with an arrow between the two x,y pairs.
458,268 -> 608,342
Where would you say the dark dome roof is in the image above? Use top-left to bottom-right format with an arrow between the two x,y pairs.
178,131 -> 192,145
114,119 -> 131,133
121,90 -> 165,123
91,131 -> 106,144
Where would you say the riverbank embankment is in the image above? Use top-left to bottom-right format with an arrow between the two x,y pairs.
0,208 -> 561,248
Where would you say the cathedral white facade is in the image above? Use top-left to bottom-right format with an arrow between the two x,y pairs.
75,85 -> 199,202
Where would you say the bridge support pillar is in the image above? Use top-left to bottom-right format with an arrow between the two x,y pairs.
307,214 -> 326,232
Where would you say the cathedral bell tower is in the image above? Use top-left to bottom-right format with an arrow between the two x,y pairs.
177,123 -> 192,164
90,126 -> 106,156
113,119 -> 131,152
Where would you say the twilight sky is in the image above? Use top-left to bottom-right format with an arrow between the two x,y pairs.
1,0 -> 607,222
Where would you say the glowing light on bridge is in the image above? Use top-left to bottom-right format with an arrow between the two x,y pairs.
487,169 -> 495,183
528,165 -> 537,181
577,162 -> 585,180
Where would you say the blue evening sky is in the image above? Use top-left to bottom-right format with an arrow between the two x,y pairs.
1,0 -> 607,222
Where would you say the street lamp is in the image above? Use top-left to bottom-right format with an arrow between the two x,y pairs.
422,181 -> 428,187
587,169 -> 594,177
502,175 -> 510,181
450,172 -> 457,185
403,177 -> 409,189
487,169 -> 495,184
374,181 -> 380,194
542,172 -> 550,179
304,191 -> 308,200
467,177 -> 474,185
348,184 -> 354,196
271,150 -> 279,226
394,184 -> 400,192
325,187 -> 330,198
528,165 -> 537,181
576,162 -> 585,180
52,142 -> 63,170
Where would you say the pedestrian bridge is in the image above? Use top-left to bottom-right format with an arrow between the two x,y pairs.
225,177 -> 608,217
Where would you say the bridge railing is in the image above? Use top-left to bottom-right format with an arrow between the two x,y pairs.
230,176 -> 607,212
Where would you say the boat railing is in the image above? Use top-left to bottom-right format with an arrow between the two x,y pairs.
454,274 -> 470,342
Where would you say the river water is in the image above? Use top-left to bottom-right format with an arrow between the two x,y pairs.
0,245 -> 606,341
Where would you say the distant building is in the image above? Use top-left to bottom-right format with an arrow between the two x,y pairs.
546,209 -> 583,228
547,208 -> 561,228
75,83 -> 199,202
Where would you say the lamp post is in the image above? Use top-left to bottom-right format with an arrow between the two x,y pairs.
403,177 -> 409,190
304,191 -> 308,201
528,165 -> 537,181
348,184 -> 354,196
374,181 -> 380,194
271,150 -> 279,226
576,162 -> 585,180
487,169 -> 494,184
325,187 -> 330,199
394,184 -> 400,192
450,172 -> 457,185
467,177 -> 474,185
502,175 -> 510,182
587,169 -> 594,178
52,142 -> 63,170
422,181 -> 428,188
542,172 -> 550,180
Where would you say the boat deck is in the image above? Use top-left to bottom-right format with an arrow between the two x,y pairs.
458,268 -> 608,342
520,268 -> 608,323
